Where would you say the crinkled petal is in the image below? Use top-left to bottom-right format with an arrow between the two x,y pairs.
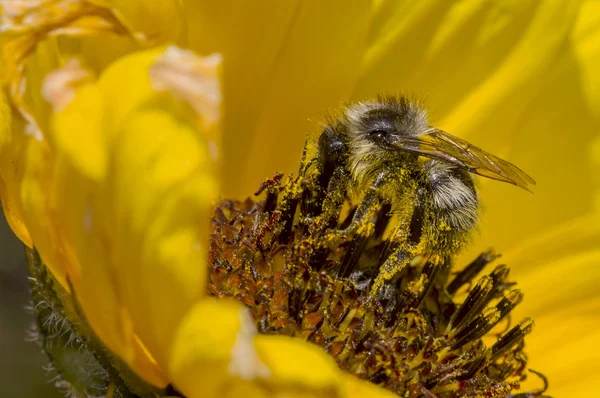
0,0 -> 126,97
183,0 -> 372,198
0,0 -> 177,141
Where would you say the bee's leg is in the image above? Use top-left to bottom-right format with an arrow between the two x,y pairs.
301,127 -> 349,219
302,128 -> 350,269
307,167 -> 351,271
335,167 -> 398,237
368,245 -> 414,299
367,184 -> 429,299
315,167 -> 351,230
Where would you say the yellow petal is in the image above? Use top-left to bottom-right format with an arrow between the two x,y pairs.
0,88 -> 32,246
463,0 -> 600,260
169,299 -> 270,398
42,46 -> 221,383
502,216 -> 600,396
355,0 -> 580,127
103,105 -> 216,366
170,299 -> 395,398
572,1 -> 600,118
88,0 -> 183,43
254,335 -> 339,393
18,138 -> 75,288
183,0 -> 372,198
341,374 -> 398,398
0,0 -> 176,141
47,61 -> 106,181
0,0 -> 126,96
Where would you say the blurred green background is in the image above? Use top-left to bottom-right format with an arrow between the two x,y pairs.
0,212 -> 61,397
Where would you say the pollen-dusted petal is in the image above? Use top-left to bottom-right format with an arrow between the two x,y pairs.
42,58 -> 95,112
150,47 -> 222,132
169,299 -> 269,398
183,0 -> 372,198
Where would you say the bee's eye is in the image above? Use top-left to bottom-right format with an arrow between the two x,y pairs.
368,130 -> 388,140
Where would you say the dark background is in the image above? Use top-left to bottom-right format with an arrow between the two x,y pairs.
0,211 -> 61,397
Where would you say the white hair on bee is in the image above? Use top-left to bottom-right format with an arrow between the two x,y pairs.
346,132 -> 380,187
425,159 -> 479,232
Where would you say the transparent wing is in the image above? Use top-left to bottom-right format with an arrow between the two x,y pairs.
392,130 -> 536,192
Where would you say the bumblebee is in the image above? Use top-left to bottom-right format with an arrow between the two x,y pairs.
299,95 -> 535,296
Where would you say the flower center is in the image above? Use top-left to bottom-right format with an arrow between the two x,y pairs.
208,169 -> 545,397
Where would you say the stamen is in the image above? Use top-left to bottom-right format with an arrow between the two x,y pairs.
450,290 -> 523,351
447,249 -> 500,295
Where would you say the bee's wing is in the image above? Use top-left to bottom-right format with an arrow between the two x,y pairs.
393,130 -> 536,192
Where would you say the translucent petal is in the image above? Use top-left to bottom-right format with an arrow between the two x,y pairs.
0,0 -> 126,100
182,0 -> 372,198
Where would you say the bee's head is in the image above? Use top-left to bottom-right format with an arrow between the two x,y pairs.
344,96 -> 429,183
345,96 -> 430,149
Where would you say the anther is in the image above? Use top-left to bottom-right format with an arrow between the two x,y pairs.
447,249 -> 500,295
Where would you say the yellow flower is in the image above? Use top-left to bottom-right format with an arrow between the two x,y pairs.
1,0 -> 599,397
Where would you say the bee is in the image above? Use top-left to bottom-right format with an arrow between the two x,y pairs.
300,95 -> 535,296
